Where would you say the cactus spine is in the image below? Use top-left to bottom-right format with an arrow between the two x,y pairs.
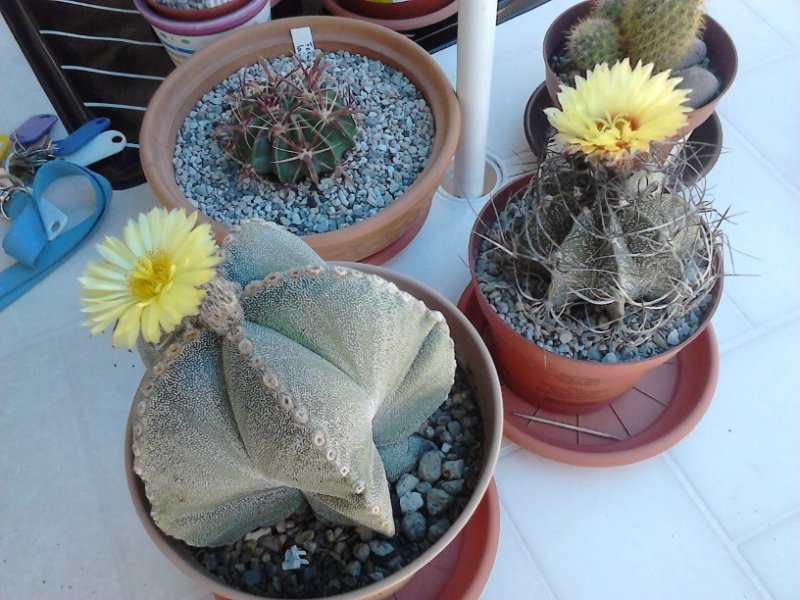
566,16 -> 624,74
621,0 -> 706,71
592,0 -> 625,23
219,55 -> 358,186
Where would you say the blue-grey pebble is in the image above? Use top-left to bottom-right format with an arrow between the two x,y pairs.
399,491 -> 424,514
402,512 -> 427,542
418,450 -> 442,482
427,488 -> 454,516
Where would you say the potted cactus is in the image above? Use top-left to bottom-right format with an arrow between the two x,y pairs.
140,16 -> 460,263
79,209 -> 501,598
542,0 -> 737,137
468,60 -> 725,417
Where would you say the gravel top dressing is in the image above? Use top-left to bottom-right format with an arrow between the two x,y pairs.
189,364 -> 483,598
475,195 -> 712,363
174,51 -> 434,236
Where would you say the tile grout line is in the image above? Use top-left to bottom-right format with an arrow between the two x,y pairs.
662,453 -> 776,600
732,506 -> 800,547
719,309 -> 800,355
496,495 -> 560,600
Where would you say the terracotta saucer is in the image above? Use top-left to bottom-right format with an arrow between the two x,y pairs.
458,283 -> 720,467
320,0 -> 459,32
523,81 -> 724,184
212,480 -> 500,600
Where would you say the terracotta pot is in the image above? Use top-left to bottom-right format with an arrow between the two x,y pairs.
125,262 -> 503,600
320,0 -> 458,32
542,1 -> 738,138
144,0 -> 250,21
337,0 -> 452,20
523,81 -> 724,186
140,17 -> 460,261
468,173 -> 723,414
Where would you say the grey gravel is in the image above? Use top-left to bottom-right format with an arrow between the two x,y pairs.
399,491 -> 424,514
369,540 -> 394,557
174,50 -> 433,236
417,450 -> 443,482
153,0 -> 234,8
395,473 -> 420,497
427,488 -> 454,516
401,512 -> 427,542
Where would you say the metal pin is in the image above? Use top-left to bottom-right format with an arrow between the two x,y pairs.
512,412 -> 623,441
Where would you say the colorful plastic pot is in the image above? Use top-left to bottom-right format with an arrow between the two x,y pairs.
133,0 -> 272,65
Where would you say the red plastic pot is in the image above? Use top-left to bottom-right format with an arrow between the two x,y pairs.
338,0 -> 452,20
468,173 -> 723,414
542,1 -> 738,138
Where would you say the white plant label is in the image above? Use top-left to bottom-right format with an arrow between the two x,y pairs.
291,27 -> 316,58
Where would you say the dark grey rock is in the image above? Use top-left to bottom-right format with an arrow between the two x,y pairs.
353,543 -> 371,562
442,459 -> 464,480
676,38 -> 708,69
401,512 -> 427,542
427,488 -> 454,516
676,66 -> 720,109
369,540 -> 394,557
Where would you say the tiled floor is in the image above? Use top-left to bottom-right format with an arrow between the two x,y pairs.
1,1 -> 798,599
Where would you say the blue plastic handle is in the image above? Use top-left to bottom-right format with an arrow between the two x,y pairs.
52,118 -> 111,156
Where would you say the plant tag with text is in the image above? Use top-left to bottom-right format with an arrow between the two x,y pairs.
291,27 -> 316,59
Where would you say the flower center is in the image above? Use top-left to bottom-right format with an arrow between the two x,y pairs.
595,114 -> 638,147
128,250 -> 175,301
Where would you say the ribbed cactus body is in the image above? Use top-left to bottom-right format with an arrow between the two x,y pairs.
223,57 -> 357,185
621,0 -> 705,71
132,221 -> 456,547
522,167 -> 701,319
566,16 -> 624,73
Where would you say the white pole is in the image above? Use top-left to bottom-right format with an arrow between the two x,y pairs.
453,0 -> 497,199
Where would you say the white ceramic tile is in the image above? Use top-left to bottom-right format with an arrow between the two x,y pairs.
701,115 -> 800,327
670,319 -> 800,540
741,0 -> 800,49
0,185 -> 158,352
494,450 -> 761,600
0,344 -> 127,599
716,51 -> 800,175
739,512 -> 800,600
706,0 -> 794,70
708,291 -> 755,349
480,500 -> 557,600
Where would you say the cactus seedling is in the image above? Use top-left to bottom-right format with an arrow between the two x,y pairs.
566,16 -> 624,74
218,55 -> 358,185
131,221 -> 457,547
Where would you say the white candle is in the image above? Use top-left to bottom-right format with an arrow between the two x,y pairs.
453,0 -> 497,199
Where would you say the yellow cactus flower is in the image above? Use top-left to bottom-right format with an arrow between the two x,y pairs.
544,59 -> 691,162
80,208 -> 220,348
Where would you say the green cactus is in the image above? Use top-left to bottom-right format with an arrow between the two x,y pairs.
566,16 -> 624,73
621,0 -> 706,71
518,158 -> 710,320
219,55 -> 358,185
131,220 -> 456,547
593,0 -> 626,23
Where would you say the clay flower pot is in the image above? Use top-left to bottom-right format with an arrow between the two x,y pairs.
320,0 -> 458,32
144,0 -> 251,21
542,1 -> 737,138
125,262 -> 503,600
468,173 -> 723,415
140,16 -> 460,262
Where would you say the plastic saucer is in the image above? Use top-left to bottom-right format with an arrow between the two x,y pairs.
458,283 -> 720,467
213,480 -> 500,600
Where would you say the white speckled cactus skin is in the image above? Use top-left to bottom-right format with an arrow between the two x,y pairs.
131,221 -> 456,547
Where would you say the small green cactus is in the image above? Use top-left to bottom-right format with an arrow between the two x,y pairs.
566,15 -> 624,74
621,0 -> 706,71
593,0 -> 626,23
219,55 -> 358,185
132,221 -> 456,547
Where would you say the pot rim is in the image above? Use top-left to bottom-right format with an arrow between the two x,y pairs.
134,0 -> 268,34
541,1 -> 739,115
139,16 -> 461,260
124,261 -> 503,600
467,172 -> 724,369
